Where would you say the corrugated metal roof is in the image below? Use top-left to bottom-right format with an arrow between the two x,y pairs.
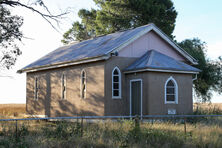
21,24 -> 153,71
125,50 -> 201,72
19,23 -> 199,73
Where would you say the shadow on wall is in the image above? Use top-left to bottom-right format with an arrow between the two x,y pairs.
26,72 -> 49,116
27,64 -> 105,117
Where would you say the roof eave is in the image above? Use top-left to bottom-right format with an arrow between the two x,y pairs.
17,55 -> 110,74
124,68 -> 200,74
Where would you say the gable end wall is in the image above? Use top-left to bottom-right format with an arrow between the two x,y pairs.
118,31 -> 187,62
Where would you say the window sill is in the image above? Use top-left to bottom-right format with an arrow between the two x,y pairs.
112,97 -> 122,99
165,101 -> 178,104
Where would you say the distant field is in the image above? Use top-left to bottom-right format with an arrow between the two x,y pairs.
194,103 -> 222,109
0,104 -> 26,118
194,103 -> 222,115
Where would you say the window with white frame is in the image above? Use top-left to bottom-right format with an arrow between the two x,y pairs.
80,70 -> 86,99
34,77 -> 38,100
165,77 -> 178,104
61,74 -> 66,99
112,67 -> 121,98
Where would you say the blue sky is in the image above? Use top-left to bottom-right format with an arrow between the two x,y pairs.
0,0 -> 221,103
173,0 -> 222,59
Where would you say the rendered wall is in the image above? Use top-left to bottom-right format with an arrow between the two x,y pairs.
146,72 -> 193,115
104,56 -> 137,116
26,61 -> 105,117
125,72 -> 193,115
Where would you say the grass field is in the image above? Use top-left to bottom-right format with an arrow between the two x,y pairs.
193,103 -> 222,115
0,103 -> 222,147
0,118 -> 222,147
0,104 -> 26,118
194,103 -> 222,110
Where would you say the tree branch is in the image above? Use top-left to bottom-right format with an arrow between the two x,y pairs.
0,0 -> 69,32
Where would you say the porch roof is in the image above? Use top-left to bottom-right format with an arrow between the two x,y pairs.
125,50 -> 201,73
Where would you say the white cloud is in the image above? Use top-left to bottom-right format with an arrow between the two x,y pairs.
207,41 -> 222,60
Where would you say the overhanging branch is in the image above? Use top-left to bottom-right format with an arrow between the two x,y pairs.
0,0 -> 69,31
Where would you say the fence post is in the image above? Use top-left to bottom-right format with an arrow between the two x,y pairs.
135,115 -> 140,129
15,120 -> 18,140
81,117 -> 83,137
184,117 -> 186,135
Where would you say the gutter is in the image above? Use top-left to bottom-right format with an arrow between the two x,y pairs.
17,55 -> 110,73
192,74 -> 198,81
124,68 -> 200,74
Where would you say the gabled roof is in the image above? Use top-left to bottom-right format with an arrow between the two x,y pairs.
18,23 -> 198,73
125,50 -> 201,74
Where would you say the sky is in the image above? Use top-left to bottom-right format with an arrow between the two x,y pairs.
0,0 -> 221,103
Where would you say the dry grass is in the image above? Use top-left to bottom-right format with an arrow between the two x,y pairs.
1,120 -> 222,147
194,103 -> 222,110
0,104 -> 26,118
193,103 -> 222,115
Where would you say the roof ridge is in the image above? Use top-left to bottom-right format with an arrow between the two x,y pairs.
92,23 -> 153,39
147,50 -> 154,66
66,23 -> 154,45
134,51 -> 150,68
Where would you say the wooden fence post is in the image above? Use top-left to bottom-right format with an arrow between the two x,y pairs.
184,117 -> 186,135
15,120 -> 18,140
135,115 -> 140,129
77,115 -> 79,123
81,117 -> 83,137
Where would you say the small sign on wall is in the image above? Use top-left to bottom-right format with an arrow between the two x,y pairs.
168,109 -> 176,115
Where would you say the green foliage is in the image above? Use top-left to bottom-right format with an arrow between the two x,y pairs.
143,128 -> 185,147
62,0 -> 177,43
42,121 -> 82,139
178,38 -> 222,102
0,123 -> 29,148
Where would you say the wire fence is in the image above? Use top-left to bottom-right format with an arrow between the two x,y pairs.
1,114 -> 222,136
1,114 -> 222,122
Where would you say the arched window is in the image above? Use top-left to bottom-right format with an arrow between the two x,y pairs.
112,67 -> 121,99
165,77 -> 178,104
80,70 -> 86,99
61,74 -> 66,99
